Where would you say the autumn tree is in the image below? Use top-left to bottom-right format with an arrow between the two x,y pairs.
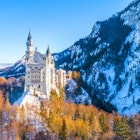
3,98 -> 11,120
15,133 -> 21,140
0,77 -> 10,95
59,119 -> 67,140
0,77 -> 7,85
19,105 -> 26,124
0,90 -> 4,112
18,105 -> 26,139
71,71 -> 81,91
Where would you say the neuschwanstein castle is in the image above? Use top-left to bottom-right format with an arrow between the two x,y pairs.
24,31 -> 67,98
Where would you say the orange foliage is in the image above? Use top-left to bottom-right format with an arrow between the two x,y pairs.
0,77 -> 7,85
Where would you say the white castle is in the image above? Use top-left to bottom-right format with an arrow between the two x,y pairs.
24,31 -> 66,98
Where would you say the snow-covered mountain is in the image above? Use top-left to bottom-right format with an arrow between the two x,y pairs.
0,63 -> 13,69
0,57 -> 25,78
65,79 -> 92,105
53,0 -> 140,115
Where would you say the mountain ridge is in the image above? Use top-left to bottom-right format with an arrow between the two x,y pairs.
53,0 -> 140,115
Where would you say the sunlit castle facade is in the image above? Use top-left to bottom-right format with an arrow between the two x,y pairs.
56,69 -> 67,89
24,31 -> 56,98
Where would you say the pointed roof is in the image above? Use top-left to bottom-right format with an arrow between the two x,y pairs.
46,45 -> 50,55
35,47 -> 37,51
27,30 -> 32,41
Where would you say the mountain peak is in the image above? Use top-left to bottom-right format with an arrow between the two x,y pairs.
53,0 -> 140,115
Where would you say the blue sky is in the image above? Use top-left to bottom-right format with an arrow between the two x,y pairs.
0,0 -> 132,63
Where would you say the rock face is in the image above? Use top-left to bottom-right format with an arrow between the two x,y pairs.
65,79 -> 92,105
53,0 -> 140,115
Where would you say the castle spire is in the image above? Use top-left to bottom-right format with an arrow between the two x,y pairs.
27,30 -> 32,41
46,45 -> 50,55
26,30 -> 34,57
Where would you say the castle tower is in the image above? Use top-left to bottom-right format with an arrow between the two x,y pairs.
26,31 -> 34,57
44,46 -> 56,98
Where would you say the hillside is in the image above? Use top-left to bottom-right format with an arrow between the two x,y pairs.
53,0 -> 140,115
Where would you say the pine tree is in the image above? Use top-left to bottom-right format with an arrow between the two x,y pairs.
21,132 -> 27,140
82,113 -> 87,121
114,116 -> 132,139
113,117 -> 121,134
59,119 -> 67,140
88,111 -> 94,125
119,117 -> 132,139
99,113 -> 109,134
47,111 -> 54,127
74,107 -> 80,120
128,116 -> 135,129
128,116 -> 135,139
